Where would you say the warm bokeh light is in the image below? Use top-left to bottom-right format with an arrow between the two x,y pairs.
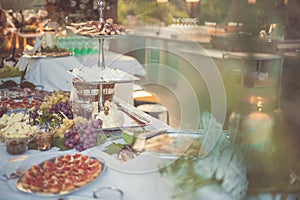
185,0 -> 200,2
248,0 -> 256,4
157,0 -> 168,3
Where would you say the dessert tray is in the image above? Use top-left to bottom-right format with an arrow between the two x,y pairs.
67,19 -> 127,39
15,154 -> 106,197
67,0 -> 128,70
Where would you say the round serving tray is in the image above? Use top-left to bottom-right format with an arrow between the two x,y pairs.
68,69 -> 139,84
76,33 -> 128,39
15,154 -> 106,197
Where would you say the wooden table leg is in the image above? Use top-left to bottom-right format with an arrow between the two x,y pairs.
23,37 -> 27,50
6,33 -> 13,49
15,34 -> 19,49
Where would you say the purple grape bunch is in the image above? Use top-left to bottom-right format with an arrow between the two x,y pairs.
30,108 -> 39,121
30,102 -> 74,122
63,119 -> 103,151
55,101 -> 74,119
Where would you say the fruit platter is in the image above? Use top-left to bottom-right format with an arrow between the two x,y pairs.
4,89 -> 151,151
16,153 -> 105,196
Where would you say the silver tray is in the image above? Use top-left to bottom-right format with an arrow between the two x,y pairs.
69,69 -> 138,84
101,102 -> 152,131
76,33 -> 127,39
15,155 -> 106,197
23,52 -> 73,59
142,130 -> 229,159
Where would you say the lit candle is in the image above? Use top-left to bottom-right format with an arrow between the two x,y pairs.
239,96 -> 275,174
240,96 -> 274,149
241,111 -> 274,149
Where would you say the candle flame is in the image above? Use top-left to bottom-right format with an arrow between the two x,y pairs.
249,95 -> 264,111
257,100 -> 263,111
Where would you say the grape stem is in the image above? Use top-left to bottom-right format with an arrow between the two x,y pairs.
59,111 -> 68,119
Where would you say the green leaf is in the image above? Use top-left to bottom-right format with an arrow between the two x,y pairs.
53,137 -> 70,151
104,143 -> 124,155
122,131 -> 137,145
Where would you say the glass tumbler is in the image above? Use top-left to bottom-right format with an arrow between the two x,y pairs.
35,131 -> 54,151
93,187 -> 124,200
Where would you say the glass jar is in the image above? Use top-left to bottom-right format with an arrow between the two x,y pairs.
35,132 -> 54,151
6,138 -> 29,155
43,28 -> 57,49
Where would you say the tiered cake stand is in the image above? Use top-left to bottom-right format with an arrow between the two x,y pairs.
70,0 -> 134,115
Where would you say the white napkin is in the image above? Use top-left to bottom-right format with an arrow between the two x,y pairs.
32,35 -> 44,54
0,156 -> 27,178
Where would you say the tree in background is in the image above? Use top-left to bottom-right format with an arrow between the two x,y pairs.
117,0 -> 285,35
118,0 -> 188,26
198,0 -> 286,35
197,0 -> 232,26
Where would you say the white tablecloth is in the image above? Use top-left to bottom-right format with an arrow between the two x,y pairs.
0,147 -> 174,200
16,52 -> 145,92
17,56 -> 79,91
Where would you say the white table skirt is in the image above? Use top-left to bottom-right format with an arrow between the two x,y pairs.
17,56 -> 81,91
16,52 -> 145,92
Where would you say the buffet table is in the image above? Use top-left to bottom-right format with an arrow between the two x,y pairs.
16,51 -> 145,92
0,150 -> 175,200
0,93 -> 236,200
0,145 -> 234,200
0,114 -> 179,200
0,103 -> 299,200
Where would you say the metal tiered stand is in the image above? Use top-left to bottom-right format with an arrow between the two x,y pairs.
71,0 -> 136,115
97,0 -> 106,69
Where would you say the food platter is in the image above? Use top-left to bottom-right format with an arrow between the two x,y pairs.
15,154 -> 106,197
141,130 -> 230,158
0,88 -> 39,100
22,51 -> 74,59
100,102 -> 152,130
66,19 -> 127,39
99,130 -> 225,163
74,30 -> 128,39
77,34 -> 127,39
